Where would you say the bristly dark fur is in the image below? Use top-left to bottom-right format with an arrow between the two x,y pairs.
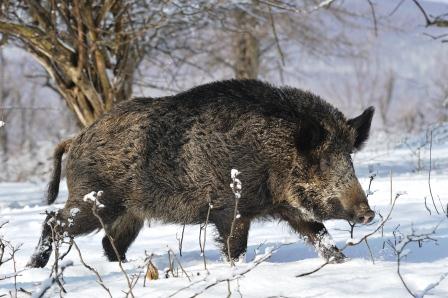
28,79 -> 374,268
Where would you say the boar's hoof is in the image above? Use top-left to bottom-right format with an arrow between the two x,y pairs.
320,247 -> 347,264
328,252 -> 347,264
27,252 -> 51,268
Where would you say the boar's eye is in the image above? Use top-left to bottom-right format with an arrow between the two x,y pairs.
347,106 -> 375,151
295,118 -> 325,152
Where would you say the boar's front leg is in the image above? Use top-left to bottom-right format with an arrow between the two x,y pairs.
213,212 -> 251,261
282,213 -> 346,263
102,212 -> 144,262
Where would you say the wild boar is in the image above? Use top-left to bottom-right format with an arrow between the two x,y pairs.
28,79 -> 375,268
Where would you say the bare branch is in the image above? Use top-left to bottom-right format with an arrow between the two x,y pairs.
84,191 -> 135,298
72,240 -> 112,298
428,130 -> 440,214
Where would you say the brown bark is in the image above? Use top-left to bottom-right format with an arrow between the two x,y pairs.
0,1 -> 139,127
233,9 -> 260,80
0,49 -> 8,180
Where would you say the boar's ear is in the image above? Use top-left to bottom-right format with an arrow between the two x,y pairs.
347,106 -> 375,150
295,118 -> 325,152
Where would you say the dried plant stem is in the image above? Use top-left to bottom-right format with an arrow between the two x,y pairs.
72,240 -> 112,298
199,202 -> 212,272
91,200 -> 134,298
178,224 -> 186,256
227,197 -> 240,267
168,249 -> 191,282
428,130 -> 440,214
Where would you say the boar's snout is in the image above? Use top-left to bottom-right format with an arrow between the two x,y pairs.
340,183 -> 375,224
354,207 -> 375,224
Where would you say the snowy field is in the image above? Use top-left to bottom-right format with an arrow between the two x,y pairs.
1,130 -> 447,297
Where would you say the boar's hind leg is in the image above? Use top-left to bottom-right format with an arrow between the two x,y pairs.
283,216 -> 346,263
213,215 -> 251,261
102,213 -> 144,262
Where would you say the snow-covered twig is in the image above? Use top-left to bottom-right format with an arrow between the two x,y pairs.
0,219 -> 24,298
31,260 -> 73,298
228,169 -> 242,266
45,210 -> 72,295
418,272 -> 448,298
389,224 -> 444,298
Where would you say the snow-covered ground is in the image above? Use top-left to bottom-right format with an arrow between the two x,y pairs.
0,131 -> 447,297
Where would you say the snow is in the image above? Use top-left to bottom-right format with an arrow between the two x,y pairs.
1,133 -> 448,297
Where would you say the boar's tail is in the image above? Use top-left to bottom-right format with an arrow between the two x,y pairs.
47,139 -> 72,205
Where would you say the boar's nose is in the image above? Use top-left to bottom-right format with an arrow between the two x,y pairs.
356,210 -> 375,224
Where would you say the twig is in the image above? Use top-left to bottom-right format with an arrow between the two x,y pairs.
11,244 -> 19,297
199,202 -> 212,272
411,0 -> 448,27
228,169 -> 242,266
295,260 -> 330,277
84,191 -> 135,298
168,249 -> 191,282
47,211 -> 67,294
72,240 -> 112,298
268,6 -> 285,66
428,130 -> 440,214
411,0 -> 433,26
366,0 -> 378,36
424,197 -> 432,216
177,224 -> 186,257
32,260 -> 73,298
364,238 -> 374,264
393,226 -> 442,297
437,195 -> 447,215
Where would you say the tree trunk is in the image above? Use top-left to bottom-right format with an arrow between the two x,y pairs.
0,49 -> 8,180
233,9 -> 260,80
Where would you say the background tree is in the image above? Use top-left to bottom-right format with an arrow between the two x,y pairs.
0,1 -> 205,126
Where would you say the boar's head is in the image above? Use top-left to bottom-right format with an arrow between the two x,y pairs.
285,106 -> 375,224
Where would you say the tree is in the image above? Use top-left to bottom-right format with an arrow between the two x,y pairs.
0,1 -> 200,127
156,0 -> 359,83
